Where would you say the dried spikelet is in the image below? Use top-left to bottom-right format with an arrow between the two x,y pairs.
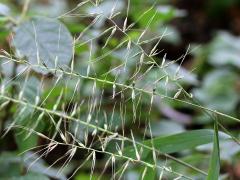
131,88 -> 135,100
92,128 -> 97,136
173,88 -> 182,99
112,84 -> 116,99
0,100 -> 10,110
149,28 -> 168,57
102,26 -> 117,49
90,151 -> 96,180
159,168 -> 164,180
0,1 -> 217,179
189,93 -> 193,98
161,53 -> 167,68
148,122 -> 157,165
115,143 -> 122,156
77,0 -> 89,7
68,152 -> 94,180
35,95 -> 40,105
141,167 -> 148,180
118,160 -> 130,180
137,30 -> 146,44
0,84 -> 5,94
111,155 -> 116,179
25,111 -> 45,139
127,40 -> 131,50
131,130 -> 140,161
174,175 -> 183,180
76,15 -> 101,41
70,103 -> 78,117
123,17 -> 128,32
98,157 -> 112,180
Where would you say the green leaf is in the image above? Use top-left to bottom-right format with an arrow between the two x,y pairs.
209,31 -> 240,68
193,69 -> 239,113
15,129 -> 39,153
141,154 -> 156,180
13,17 -> 73,74
75,173 -> 104,180
10,173 -> 49,180
123,129 -> 229,159
14,77 -> 42,152
0,152 -> 22,178
0,3 -> 10,16
130,5 -> 185,29
21,76 -> 40,103
207,122 -> 220,180
146,120 -> 184,137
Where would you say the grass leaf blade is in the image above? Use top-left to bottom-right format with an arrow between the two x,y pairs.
207,122 -> 220,180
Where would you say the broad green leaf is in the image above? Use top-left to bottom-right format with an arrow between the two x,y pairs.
29,0 -> 67,18
0,152 -> 22,178
197,140 -> 240,161
207,122 -> 220,180
23,152 -> 67,180
13,17 -> 73,74
14,77 -> 42,152
86,0 -> 124,28
10,173 -> 49,180
130,4 -> 186,28
0,153 -> 48,179
141,154 -> 156,180
20,76 -> 41,103
0,3 -> 10,16
193,69 -> 239,113
135,61 -> 198,97
14,109 -> 45,153
169,153 -> 209,178
209,31 -> 240,68
123,129 -> 229,160
15,128 -> 39,153
146,120 -> 184,137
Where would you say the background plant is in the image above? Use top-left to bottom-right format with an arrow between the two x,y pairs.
0,0 -> 240,180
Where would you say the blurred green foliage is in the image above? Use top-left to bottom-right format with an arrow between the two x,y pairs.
0,0 -> 240,179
